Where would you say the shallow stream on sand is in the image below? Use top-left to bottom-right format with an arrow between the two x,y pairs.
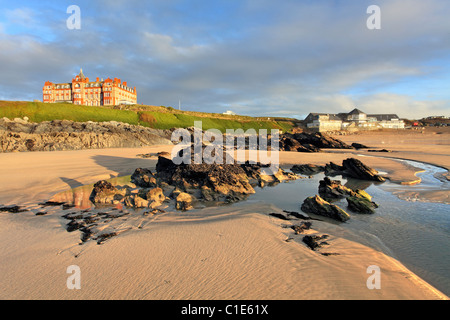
247,160 -> 450,296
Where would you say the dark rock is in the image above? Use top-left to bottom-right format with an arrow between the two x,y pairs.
321,158 -> 385,182
283,210 -> 311,220
278,132 -> 352,152
0,205 -> 27,213
155,156 -> 255,199
324,162 -> 344,175
25,139 -> 35,151
66,219 -> 85,232
200,185 -> 216,201
301,195 -> 350,222
298,143 -> 321,153
341,158 -> 385,182
346,195 -> 379,214
38,201 -> 65,207
317,177 -> 379,213
269,213 -> 290,220
291,164 -> 324,175
240,161 -> 269,184
368,149 -> 392,153
62,212 -> 85,220
90,180 -> 116,204
131,168 -> 157,188
155,155 -> 179,182
351,142 -> 369,149
318,177 -> 355,200
96,232 -> 118,245
176,192 -> 194,211
146,187 -> 167,207
302,234 -> 329,251
291,222 -> 312,234
292,132 -> 353,149
89,180 -> 128,204
279,135 -> 304,152
225,192 -> 250,203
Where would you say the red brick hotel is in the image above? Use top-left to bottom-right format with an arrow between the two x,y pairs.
43,69 -> 137,106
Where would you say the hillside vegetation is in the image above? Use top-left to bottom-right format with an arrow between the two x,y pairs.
0,101 -> 296,133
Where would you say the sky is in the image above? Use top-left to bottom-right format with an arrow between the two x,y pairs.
0,0 -> 449,119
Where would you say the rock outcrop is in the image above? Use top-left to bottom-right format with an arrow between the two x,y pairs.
290,164 -> 324,175
317,177 -> 379,214
351,142 -> 369,149
291,158 -> 386,182
89,180 -> 128,204
278,132 -> 353,152
175,192 -> 194,211
346,195 -> 379,214
0,117 -> 172,152
318,177 -> 355,200
155,148 -> 300,203
302,234 -> 330,251
340,158 -> 386,182
130,168 -> 158,188
301,195 -> 350,222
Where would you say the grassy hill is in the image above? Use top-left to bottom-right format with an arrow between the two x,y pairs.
0,100 -> 296,132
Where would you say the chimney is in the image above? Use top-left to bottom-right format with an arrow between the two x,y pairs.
123,81 -> 127,86
96,77 -> 99,82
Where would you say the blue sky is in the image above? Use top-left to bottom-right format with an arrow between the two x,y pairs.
0,0 -> 449,119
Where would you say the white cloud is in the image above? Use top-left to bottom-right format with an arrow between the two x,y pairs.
355,93 -> 450,119
5,7 -> 35,26
0,0 -> 449,119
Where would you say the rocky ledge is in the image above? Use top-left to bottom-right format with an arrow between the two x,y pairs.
278,132 -> 353,152
299,175 -> 379,222
90,151 -> 302,212
291,157 -> 386,182
0,117 -> 172,152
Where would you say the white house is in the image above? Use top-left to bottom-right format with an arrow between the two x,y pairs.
304,108 -> 405,132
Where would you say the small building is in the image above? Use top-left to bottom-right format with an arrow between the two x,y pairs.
304,108 -> 405,132
42,69 -> 137,106
223,110 -> 237,116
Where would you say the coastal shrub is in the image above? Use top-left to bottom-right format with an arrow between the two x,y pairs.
138,112 -> 156,125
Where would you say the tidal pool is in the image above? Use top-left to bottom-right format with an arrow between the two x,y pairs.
247,162 -> 450,296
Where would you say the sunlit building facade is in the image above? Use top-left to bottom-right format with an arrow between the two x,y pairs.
43,69 -> 137,106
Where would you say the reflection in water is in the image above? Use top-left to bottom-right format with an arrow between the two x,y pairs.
50,175 -> 133,210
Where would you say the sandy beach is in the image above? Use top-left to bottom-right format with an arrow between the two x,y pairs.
0,129 -> 449,300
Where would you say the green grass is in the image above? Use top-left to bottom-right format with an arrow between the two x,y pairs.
137,111 -> 293,132
0,101 -> 139,124
0,100 -> 295,133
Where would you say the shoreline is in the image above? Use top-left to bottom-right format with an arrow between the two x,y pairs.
0,144 -> 448,300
